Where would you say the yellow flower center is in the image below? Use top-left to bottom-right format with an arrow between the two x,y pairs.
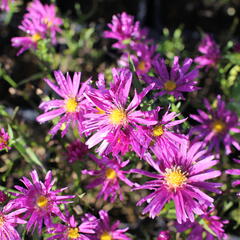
105,168 -> 117,180
43,18 -> 53,27
100,232 -> 112,240
212,120 -> 225,133
67,227 -> 80,239
0,137 -> 6,145
31,33 -> 42,42
164,166 -> 187,190
36,195 -> 48,208
0,215 -> 5,227
109,109 -> 127,125
164,80 -> 177,91
137,61 -> 147,72
152,125 -> 164,137
96,107 -> 105,114
65,98 -> 78,113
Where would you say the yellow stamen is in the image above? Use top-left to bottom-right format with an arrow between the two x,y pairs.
164,80 -> 177,91
0,137 -> 7,145
31,33 -> 42,42
109,109 -> 127,125
43,18 -> 53,27
96,107 -> 105,114
105,168 -> 117,180
36,195 -> 48,208
67,227 -> 80,239
164,166 -> 187,190
0,216 -> 5,227
65,98 -> 78,113
137,61 -> 147,72
60,123 -> 66,131
212,120 -> 225,133
100,232 -> 112,240
152,125 -> 164,137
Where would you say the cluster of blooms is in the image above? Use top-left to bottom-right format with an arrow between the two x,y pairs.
11,0 -> 62,55
0,127 -> 11,151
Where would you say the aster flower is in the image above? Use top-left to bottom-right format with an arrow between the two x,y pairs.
0,128 -> 11,151
47,214 -> 98,240
0,0 -> 13,11
66,139 -> 88,163
190,95 -> 240,154
83,68 -> 157,155
82,155 -> 133,202
176,208 -> 228,240
225,159 -> 240,197
26,0 -> 62,44
143,57 -> 199,99
12,170 -> 75,234
131,142 -> 222,224
95,210 -> 131,240
0,201 -> 26,240
195,34 -> 221,69
36,70 -> 90,137
157,230 -> 171,240
104,12 -> 148,49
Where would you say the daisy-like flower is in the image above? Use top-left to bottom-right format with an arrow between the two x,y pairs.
26,0 -> 62,44
143,57 -> 199,99
0,201 -> 26,240
95,210 -> 131,240
190,95 -> 240,154
176,208 -> 228,240
225,159 -> 240,197
0,0 -> 13,11
47,214 -> 98,240
12,170 -> 75,234
195,34 -> 221,69
66,139 -> 88,163
131,142 -> 222,224
36,70 -> 90,137
104,12 -> 148,49
83,68 -> 157,155
135,107 -> 188,158
82,155 -> 133,202
0,128 -> 11,151
157,230 -> 171,240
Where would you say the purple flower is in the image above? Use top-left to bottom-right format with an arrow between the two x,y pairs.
0,0 -> 13,11
0,201 -> 26,240
47,214 -> 98,240
104,12 -> 148,49
12,170 -> 75,234
36,71 -> 90,137
143,57 -> 199,99
176,208 -> 228,240
66,139 -> 88,163
95,210 -> 131,240
157,230 -> 171,240
0,191 -> 8,203
190,95 -> 240,154
82,155 -> 133,202
226,159 -> 240,197
83,68 -> 157,155
0,128 -> 11,151
131,142 -> 222,224
195,34 -> 221,69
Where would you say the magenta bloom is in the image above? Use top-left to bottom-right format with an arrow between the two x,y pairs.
0,191 -> 8,203
37,71 -> 90,137
157,230 -> 171,240
83,68 -> 156,155
190,95 -> 240,154
131,142 -> 222,224
82,155 -> 133,202
0,128 -> 11,151
47,214 -> 98,240
66,139 -> 88,163
95,210 -> 131,240
195,34 -> 221,68
104,12 -> 148,49
226,159 -> 240,197
0,0 -> 13,11
0,201 -> 26,240
143,57 -> 199,99
26,0 -> 62,44
176,208 -> 228,240
12,170 -> 74,234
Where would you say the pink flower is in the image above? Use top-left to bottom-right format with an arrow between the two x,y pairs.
0,128 -> 11,151
0,0 -> 13,11
66,139 -> 88,163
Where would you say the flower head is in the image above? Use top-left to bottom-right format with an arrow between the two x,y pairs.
82,155 -> 133,202
143,57 -> 199,99
36,71 -> 90,137
0,128 -> 11,151
195,34 -> 221,68
190,95 -> 240,154
131,142 -> 222,224
0,191 -> 8,204
0,0 -> 14,11
104,12 -> 148,49
157,230 -> 171,240
12,170 -> 74,234
66,139 -> 88,163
